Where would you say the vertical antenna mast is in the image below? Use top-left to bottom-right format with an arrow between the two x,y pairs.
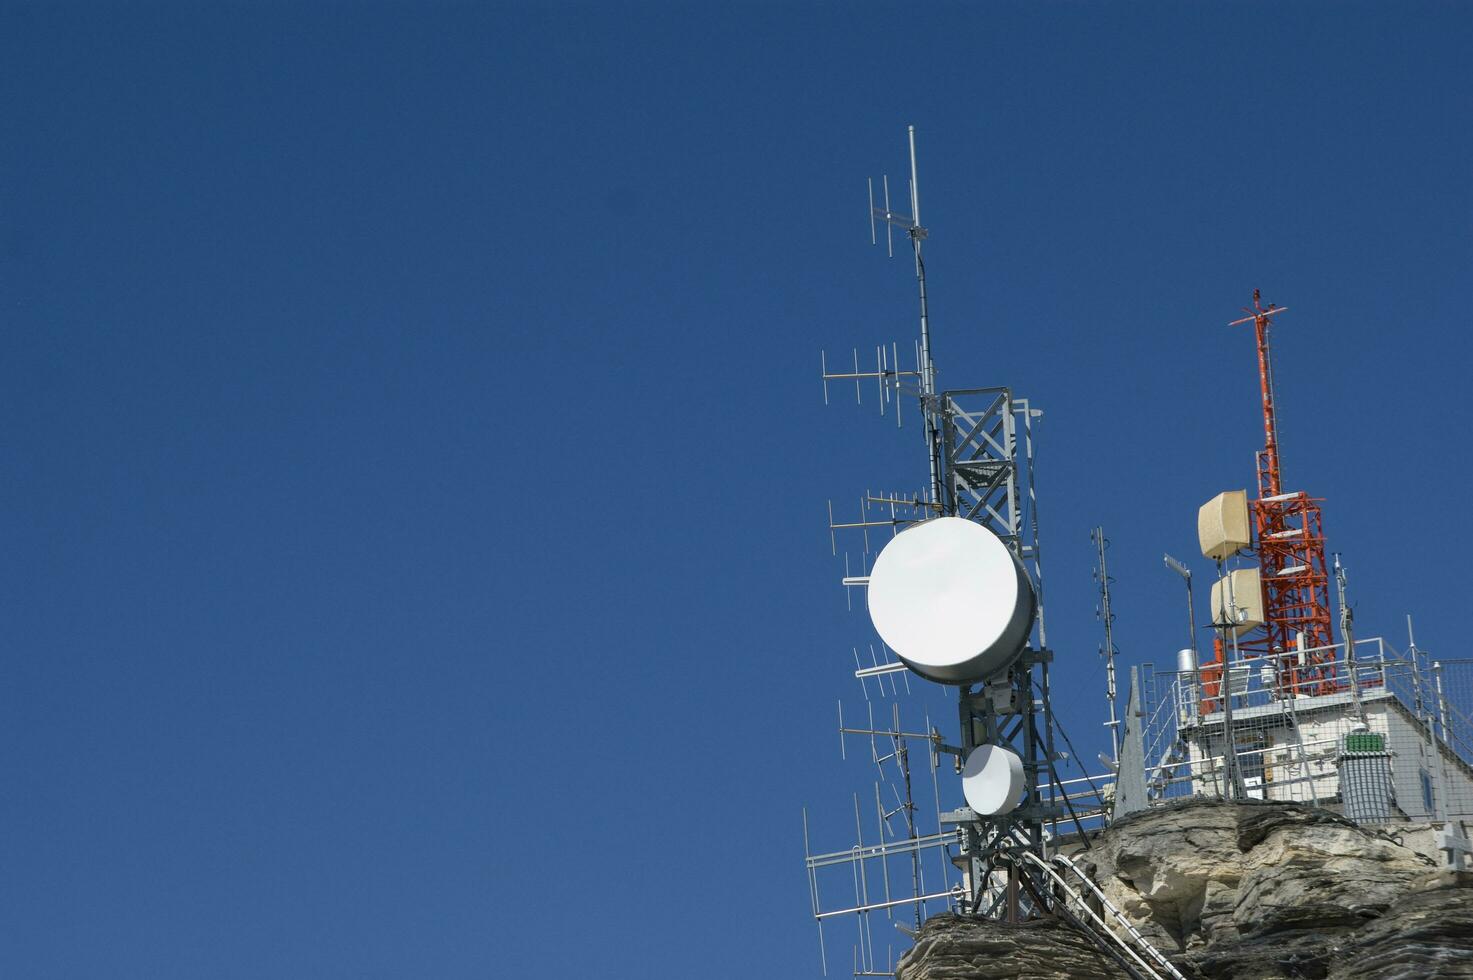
1093,528 -> 1121,765
1242,289 -> 1285,499
871,127 -> 942,508
1334,555 -> 1365,725
909,127 -> 943,508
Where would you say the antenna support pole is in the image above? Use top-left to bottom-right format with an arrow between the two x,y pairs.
1095,528 -> 1121,766
1335,554 -> 1366,725
906,126 -> 943,509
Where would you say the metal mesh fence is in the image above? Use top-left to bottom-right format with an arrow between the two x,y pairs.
1136,639 -> 1473,827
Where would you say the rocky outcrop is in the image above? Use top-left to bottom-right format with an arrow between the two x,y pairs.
898,914 -> 1130,980
896,800 -> 1473,980
1331,881 -> 1473,978
1177,875 -> 1473,978
1079,799 -> 1473,978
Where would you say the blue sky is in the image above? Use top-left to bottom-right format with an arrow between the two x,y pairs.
3,2 -> 1470,977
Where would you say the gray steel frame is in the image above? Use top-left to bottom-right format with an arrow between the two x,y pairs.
808,131 -> 1076,972
933,386 -> 1062,919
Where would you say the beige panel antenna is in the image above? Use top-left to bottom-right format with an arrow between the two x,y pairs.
1199,490 -> 1251,560
1209,567 -> 1264,636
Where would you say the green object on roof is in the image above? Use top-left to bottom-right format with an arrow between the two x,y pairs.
1344,731 -> 1386,753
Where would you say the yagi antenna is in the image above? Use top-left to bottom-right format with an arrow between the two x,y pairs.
822,126 -> 934,442
868,126 -> 928,269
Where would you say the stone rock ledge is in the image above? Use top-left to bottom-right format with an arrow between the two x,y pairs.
896,802 -> 1473,980
897,913 -> 1131,980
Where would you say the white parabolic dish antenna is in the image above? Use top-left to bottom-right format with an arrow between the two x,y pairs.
961,744 -> 1025,816
865,517 -> 1036,684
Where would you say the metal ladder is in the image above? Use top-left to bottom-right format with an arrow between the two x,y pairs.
1015,851 -> 1187,980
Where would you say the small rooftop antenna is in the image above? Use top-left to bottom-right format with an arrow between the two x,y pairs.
1334,554 -> 1366,725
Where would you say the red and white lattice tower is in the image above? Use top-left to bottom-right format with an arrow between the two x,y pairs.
1230,290 -> 1338,695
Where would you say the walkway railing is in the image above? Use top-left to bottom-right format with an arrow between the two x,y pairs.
1135,638 -> 1473,823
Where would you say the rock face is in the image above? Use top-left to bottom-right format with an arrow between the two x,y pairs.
1082,799 -> 1473,978
897,914 -> 1131,980
896,800 -> 1473,980
1331,882 -> 1473,979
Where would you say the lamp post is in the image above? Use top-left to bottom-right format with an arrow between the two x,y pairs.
1163,554 -> 1196,655
1166,553 -> 1244,800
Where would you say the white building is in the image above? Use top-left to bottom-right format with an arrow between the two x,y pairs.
1148,640 -> 1473,831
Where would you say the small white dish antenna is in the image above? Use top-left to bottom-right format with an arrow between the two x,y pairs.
961,744 -> 1025,816
865,517 -> 1035,684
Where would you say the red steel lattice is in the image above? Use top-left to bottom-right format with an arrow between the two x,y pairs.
1229,291 -> 1338,696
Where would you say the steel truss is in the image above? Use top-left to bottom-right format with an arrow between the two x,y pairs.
809,132 -> 1084,980
1229,291 -> 1338,695
932,386 -> 1066,920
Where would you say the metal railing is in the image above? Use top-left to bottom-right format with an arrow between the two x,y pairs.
1135,638 -> 1473,824
1016,850 -> 1186,980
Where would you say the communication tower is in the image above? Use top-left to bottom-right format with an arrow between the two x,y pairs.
803,129 -> 1091,967
1227,291 -> 1337,694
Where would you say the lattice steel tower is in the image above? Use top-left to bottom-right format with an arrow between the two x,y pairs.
1229,290 -> 1337,694
819,126 -> 1069,924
